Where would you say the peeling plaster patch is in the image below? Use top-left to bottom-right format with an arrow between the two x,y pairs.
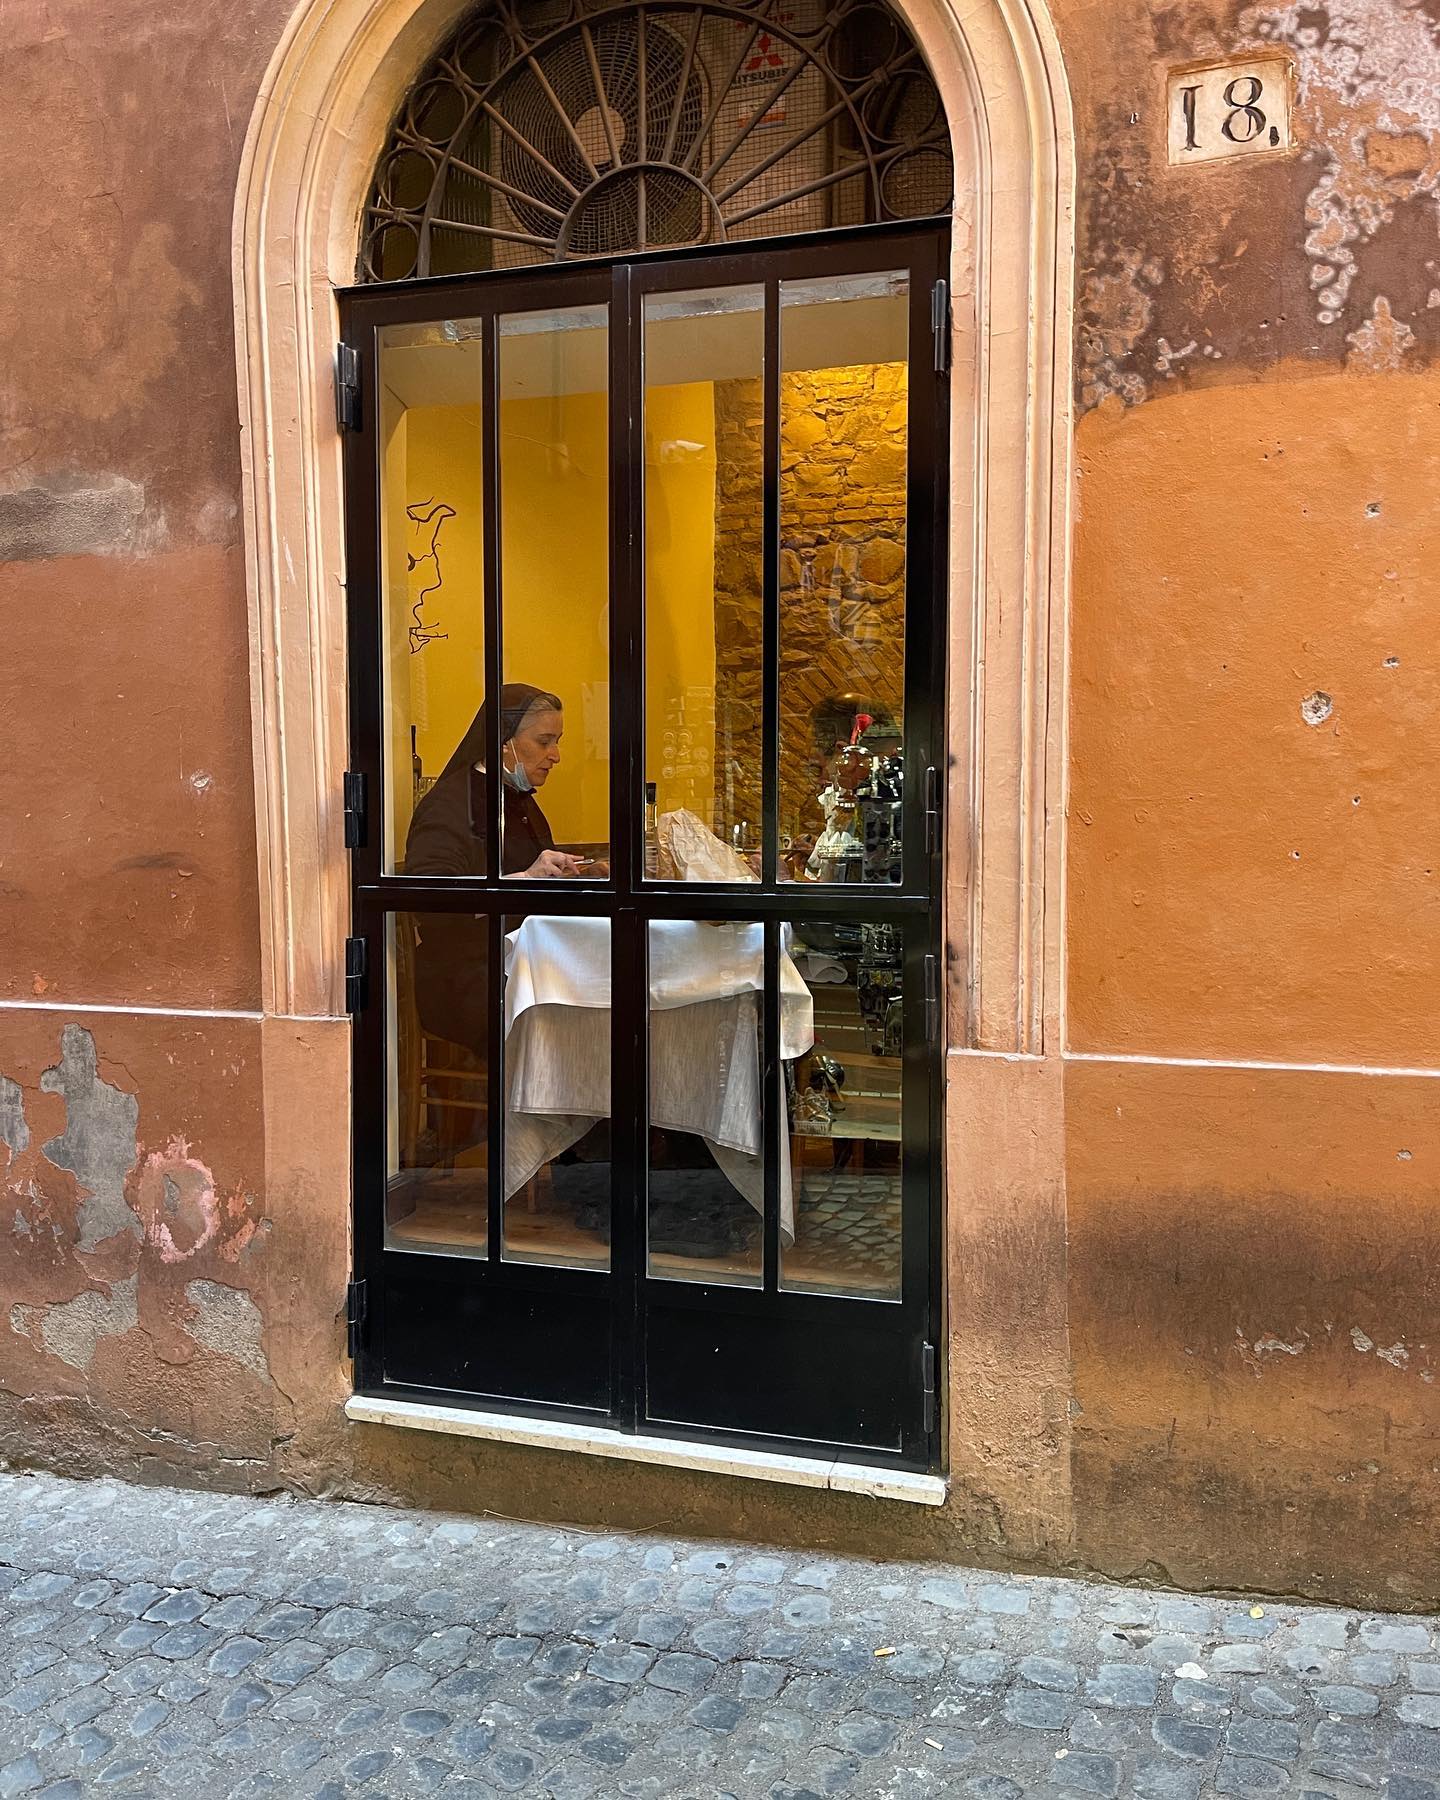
1377,1341 -> 1410,1368
12,1212 -> 30,1237
183,1279 -> 268,1380
1154,338 -> 1197,377
1235,1327 -> 1309,1372
1351,1326 -> 1375,1352
0,1077 -> 29,1161
1300,690 -> 1334,725
0,475 -> 152,561
1079,250 -> 1164,408
1346,296 -> 1417,371
194,491 -> 239,542
10,1276 -> 137,1369
39,1026 -> 140,1250
1243,0 -> 1440,324
188,771 -> 214,794
133,1138 -> 261,1263
1369,130 -> 1429,178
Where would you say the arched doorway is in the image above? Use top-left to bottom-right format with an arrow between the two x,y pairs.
358,0 -> 954,280
341,0 -> 950,1464
234,0 -> 1073,1498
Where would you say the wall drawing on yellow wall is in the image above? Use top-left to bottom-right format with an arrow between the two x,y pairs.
404,498 -> 455,652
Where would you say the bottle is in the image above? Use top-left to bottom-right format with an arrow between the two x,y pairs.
643,781 -> 659,879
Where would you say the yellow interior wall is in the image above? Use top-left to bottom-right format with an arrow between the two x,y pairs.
399,402 -> 486,821
496,390 -> 610,845
393,383 -> 719,847
380,396 -> 416,864
644,382 -> 717,825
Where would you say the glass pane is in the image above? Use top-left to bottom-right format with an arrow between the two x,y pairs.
646,919 -> 774,1287
502,913 -> 611,1271
386,910 -> 489,1257
642,286 -> 765,882
783,920 -> 903,1298
379,318 -> 487,877
778,272 -> 909,885
498,306 -> 611,877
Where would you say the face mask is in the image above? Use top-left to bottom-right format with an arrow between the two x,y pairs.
501,742 -> 533,794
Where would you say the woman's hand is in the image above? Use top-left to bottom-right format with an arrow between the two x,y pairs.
517,849 -> 587,879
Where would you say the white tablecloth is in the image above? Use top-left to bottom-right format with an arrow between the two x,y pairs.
503,917 -> 814,1237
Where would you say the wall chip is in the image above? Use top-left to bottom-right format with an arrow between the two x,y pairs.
1300,691 -> 1334,727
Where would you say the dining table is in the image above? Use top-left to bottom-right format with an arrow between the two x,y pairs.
502,915 -> 815,1240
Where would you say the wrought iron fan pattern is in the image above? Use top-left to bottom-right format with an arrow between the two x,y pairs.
361,0 -> 951,279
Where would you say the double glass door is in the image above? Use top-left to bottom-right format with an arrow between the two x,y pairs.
342,222 -> 946,1468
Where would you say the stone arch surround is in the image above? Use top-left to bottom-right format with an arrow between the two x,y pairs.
232,0 -> 1076,1550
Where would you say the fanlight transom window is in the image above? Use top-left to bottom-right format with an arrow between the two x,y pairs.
361,0 -> 952,279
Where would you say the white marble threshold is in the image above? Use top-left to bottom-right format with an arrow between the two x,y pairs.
345,1394 -> 947,1506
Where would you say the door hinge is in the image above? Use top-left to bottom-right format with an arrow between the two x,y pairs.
930,279 -> 950,374
343,770 -> 368,850
924,953 -> 939,1046
924,764 -> 940,855
921,1341 -> 937,1434
335,342 -> 362,432
344,936 -> 369,1015
346,1279 -> 368,1357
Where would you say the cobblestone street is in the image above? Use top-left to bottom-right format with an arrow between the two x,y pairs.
0,1470 -> 1438,1798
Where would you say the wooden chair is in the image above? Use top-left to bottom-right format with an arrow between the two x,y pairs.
394,913 -> 488,1171
394,914 -> 543,1217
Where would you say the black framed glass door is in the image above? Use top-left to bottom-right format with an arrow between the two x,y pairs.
341,220 -> 947,1470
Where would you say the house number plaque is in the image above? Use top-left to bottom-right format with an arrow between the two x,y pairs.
1167,58 -> 1294,166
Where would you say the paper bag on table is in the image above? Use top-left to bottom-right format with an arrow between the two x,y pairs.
657,809 -> 758,883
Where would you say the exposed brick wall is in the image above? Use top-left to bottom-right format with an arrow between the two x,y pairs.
711,365 -> 908,844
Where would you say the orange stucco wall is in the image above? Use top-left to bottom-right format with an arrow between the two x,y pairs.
1,0 -> 1436,1603
1066,1057 -> 1439,1602
1069,365 -> 1440,1066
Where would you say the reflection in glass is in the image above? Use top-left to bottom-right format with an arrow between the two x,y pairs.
386,910 -> 489,1257
642,287 -> 765,882
783,921 -> 903,1298
778,272 -> 909,885
500,306 -> 611,868
501,913 -> 611,1271
378,318 -> 485,875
